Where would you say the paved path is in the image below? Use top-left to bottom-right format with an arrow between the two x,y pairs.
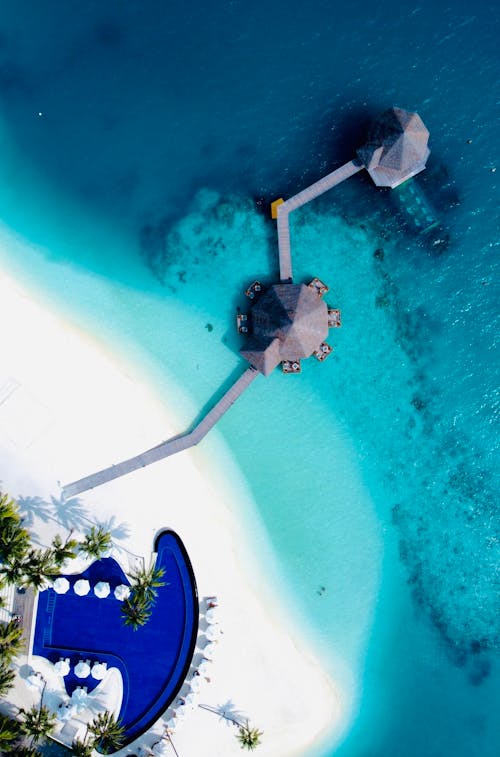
277,159 -> 363,281
62,367 -> 258,498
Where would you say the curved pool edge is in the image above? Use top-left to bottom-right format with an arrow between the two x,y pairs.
122,528 -> 199,747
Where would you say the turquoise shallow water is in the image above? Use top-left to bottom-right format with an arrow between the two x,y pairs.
0,1 -> 499,755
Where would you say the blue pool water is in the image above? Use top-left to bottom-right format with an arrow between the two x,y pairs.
0,1 -> 499,755
32,531 -> 198,745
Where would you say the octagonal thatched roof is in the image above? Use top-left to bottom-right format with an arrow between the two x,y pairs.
240,283 -> 328,375
357,107 -> 430,188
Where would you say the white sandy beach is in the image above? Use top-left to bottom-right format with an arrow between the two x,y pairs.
0,269 -> 342,756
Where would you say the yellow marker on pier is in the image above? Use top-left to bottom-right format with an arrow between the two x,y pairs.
271,198 -> 284,219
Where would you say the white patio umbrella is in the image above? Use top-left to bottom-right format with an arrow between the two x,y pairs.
205,607 -> 218,624
188,675 -> 202,693
74,660 -> 91,679
91,662 -> 107,680
26,673 -> 45,690
202,642 -> 216,660
180,692 -> 196,707
71,687 -> 89,711
205,624 -> 222,642
174,703 -> 188,719
164,718 -> 177,733
94,581 -> 110,599
74,579 -> 90,596
44,690 -> 65,716
197,659 -> 211,677
114,584 -> 131,601
53,577 -> 70,595
56,702 -> 76,722
54,659 -> 70,676
152,739 -> 170,756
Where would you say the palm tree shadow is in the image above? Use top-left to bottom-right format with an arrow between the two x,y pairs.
0,700 -> 18,719
96,515 -> 130,542
50,494 -> 90,531
212,700 -> 246,727
17,495 -> 53,529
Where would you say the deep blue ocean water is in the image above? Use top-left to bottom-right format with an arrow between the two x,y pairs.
0,1 -> 498,755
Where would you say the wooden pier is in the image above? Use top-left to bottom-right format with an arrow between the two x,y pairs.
276,159 -> 363,282
62,367 -> 258,498
62,157 -> 366,497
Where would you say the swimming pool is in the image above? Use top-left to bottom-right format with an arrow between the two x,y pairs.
32,530 -> 199,747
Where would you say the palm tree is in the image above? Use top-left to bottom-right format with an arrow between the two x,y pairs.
0,713 -> 17,751
12,744 -> 42,757
0,595 -> 12,618
129,563 -> 166,603
121,593 -> 152,630
199,704 -> 262,751
0,619 -> 25,663
0,492 -> 19,520
0,619 -> 22,644
0,522 -> 30,568
22,548 -> 58,590
0,558 -> 25,587
87,711 -> 125,754
119,563 -> 165,631
0,493 -> 31,565
71,737 -> 95,756
51,533 -> 79,567
8,746 -> 41,756
0,492 -> 22,530
18,704 -> 56,747
0,662 -> 16,696
79,526 -> 112,560
236,721 -> 263,751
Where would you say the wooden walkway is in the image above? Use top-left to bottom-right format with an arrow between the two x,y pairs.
277,159 -> 363,281
62,367 -> 259,499
12,587 -> 36,656
61,160 -> 364,497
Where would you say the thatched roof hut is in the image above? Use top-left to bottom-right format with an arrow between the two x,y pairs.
239,336 -> 282,376
357,107 -> 430,188
240,283 -> 329,375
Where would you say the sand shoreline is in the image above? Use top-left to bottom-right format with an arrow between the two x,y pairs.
0,269 -> 342,756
